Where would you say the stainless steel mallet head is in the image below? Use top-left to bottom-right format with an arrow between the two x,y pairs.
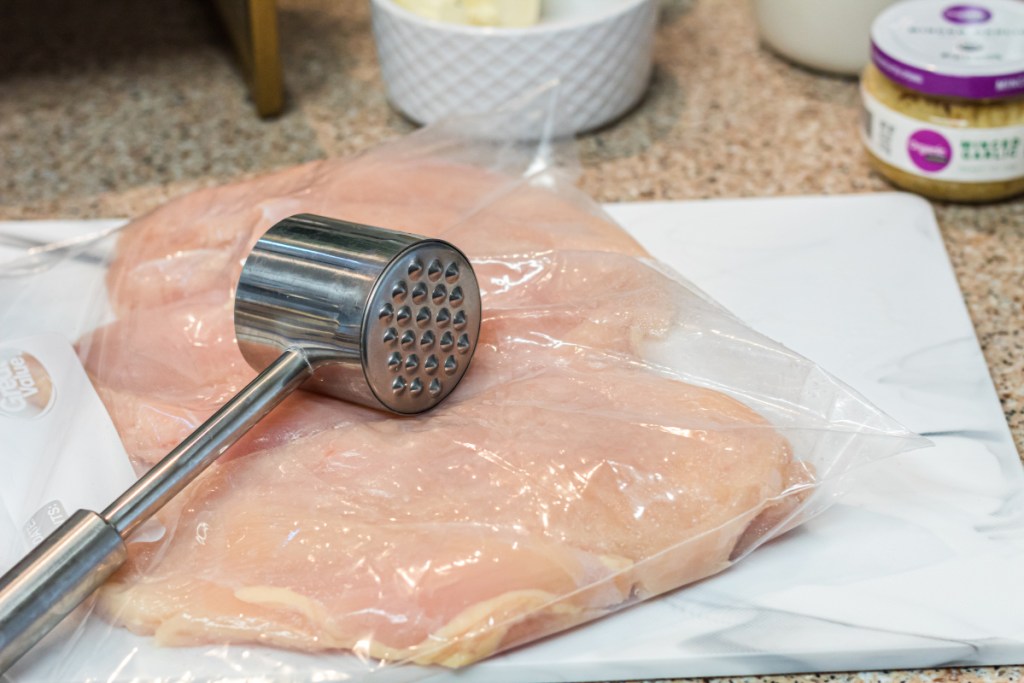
0,214 -> 482,672
235,213 -> 481,414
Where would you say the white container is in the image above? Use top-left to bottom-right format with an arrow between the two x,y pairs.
750,0 -> 901,76
370,0 -> 658,136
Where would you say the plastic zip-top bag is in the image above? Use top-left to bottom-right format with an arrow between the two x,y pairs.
0,98 -> 926,681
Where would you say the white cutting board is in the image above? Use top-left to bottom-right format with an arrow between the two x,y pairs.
3,193 -> 1023,682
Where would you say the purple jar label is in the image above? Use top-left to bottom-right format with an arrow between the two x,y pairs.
870,0 -> 1024,99
942,5 -> 992,23
908,130 -> 953,172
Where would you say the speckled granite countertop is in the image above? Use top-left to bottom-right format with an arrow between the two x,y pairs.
0,0 -> 1020,681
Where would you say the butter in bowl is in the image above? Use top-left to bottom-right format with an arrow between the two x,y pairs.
392,0 -> 543,27
370,0 -> 658,136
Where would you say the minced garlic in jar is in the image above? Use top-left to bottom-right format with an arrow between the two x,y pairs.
860,0 -> 1024,203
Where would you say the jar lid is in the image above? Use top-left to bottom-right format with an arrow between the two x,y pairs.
870,0 -> 1024,99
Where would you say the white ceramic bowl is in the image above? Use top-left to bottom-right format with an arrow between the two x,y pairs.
750,0 -> 901,76
370,0 -> 658,136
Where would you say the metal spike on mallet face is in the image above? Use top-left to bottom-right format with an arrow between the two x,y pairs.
0,214 -> 482,672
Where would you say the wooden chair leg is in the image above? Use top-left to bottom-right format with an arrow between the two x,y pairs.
213,0 -> 284,117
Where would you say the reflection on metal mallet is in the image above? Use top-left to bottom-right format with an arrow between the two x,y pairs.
0,214 -> 482,672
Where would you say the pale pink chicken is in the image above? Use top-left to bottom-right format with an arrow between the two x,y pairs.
79,293 -> 249,407
105,159 -> 644,315
84,155 -> 810,667
97,362 -> 795,666
93,159 -> 664,470
91,249 -> 681,467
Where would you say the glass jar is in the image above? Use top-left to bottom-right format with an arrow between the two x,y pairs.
860,0 -> 1024,203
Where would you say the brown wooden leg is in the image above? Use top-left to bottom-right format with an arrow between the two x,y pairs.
212,0 -> 284,117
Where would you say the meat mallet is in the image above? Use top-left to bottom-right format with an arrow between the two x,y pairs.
0,214 -> 482,672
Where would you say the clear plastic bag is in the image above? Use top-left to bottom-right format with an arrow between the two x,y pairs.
0,97 -> 926,681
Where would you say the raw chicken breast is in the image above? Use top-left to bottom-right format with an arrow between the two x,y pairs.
97,362 -> 795,666
86,155 -> 807,667
106,158 -> 643,315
